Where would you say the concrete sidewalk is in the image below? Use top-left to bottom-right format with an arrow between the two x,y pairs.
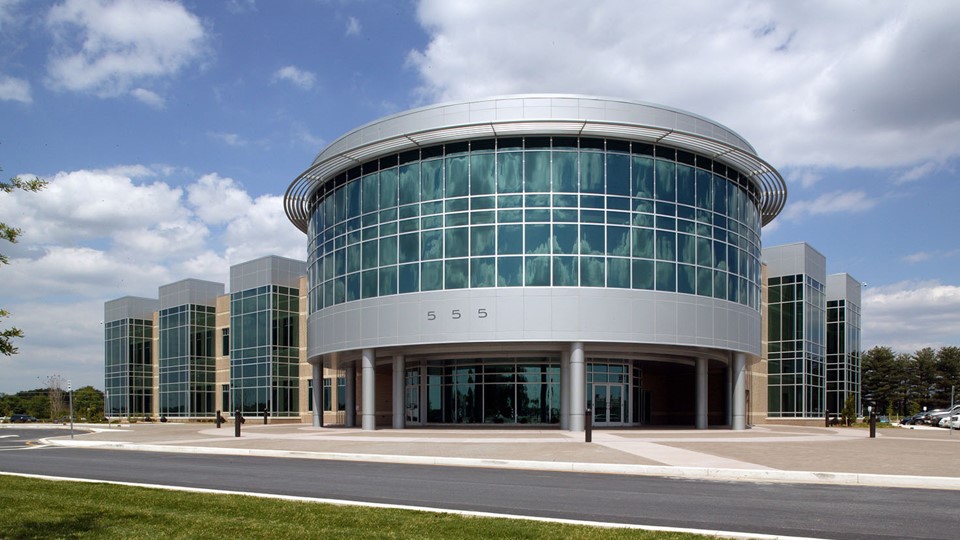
39,422 -> 960,490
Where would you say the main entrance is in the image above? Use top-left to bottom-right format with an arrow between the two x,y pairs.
587,361 -> 634,426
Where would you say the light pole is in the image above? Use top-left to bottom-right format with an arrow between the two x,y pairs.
68,380 -> 74,439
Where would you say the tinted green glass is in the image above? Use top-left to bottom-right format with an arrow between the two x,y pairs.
580,225 -> 604,255
553,224 -> 578,254
445,259 -> 468,289
471,226 -> 495,256
677,233 -> 695,264
580,152 -> 604,194
553,256 -> 577,286
346,244 -> 360,273
655,262 -> 676,292
362,239 -> 378,270
713,240 -> 727,270
581,256 -> 605,287
470,153 -> 495,195
632,259 -> 654,290
471,210 -> 495,224
656,230 -> 675,261
445,227 -> 468,258
471,258 -> 495,287
445,155 -> 468,197
713,269 -> 727,299
347,273 -> 360,301
632,228 -> 653,259
655,159 -> 676,202
421,229 -> 443,260
497,224 -> 523,254
361,269 -> 378,298
497,256 -> 523,286
346,180 -> 361,218
678,264 -> 695,294
525,223 -> 551,254
525,256 -> 550,286
607,226 -> 629,256
380,168 -> 398,209
632,156 -> 654,198
379,266 -> 397,296
607,258 -> 630,288
607,153 -> 629,196
398,233 -> 418,264
697,237 -> 712,267
525,151 -> 550,192
399,263 -> 419,293
421,159 -> 443,201
677,164 -> 695,206
399,163 -> 419,204
553,152 -> 578,192
497,152 -> 522,193
421,260 -> 443,291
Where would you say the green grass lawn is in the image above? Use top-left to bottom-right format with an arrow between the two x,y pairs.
0,474 -> 712,539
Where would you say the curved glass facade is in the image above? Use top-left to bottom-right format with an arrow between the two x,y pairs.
306,137 -> 763,314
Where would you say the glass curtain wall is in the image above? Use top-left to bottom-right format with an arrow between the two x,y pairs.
827,299 -> 862,416
407,358 -> 560,425
767,275 -> 826,417
306,137 -> 763,314
159,304 -> 216,417
230,285 -> 300,416
104,318 -> 153,417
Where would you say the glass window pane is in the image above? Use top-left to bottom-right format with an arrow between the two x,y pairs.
399,233 -> 419,264
580,152 -> 604,194
362,239 -> 378,270
655,159 -> 676,202
497,152 -> 522,193
445,155 -> 468,198
524,151 -> 550,192
471,226 -> 495,256
607,154 -> 630,196
525,256 -> 550,286
379,266 -> 397,296
607,258 -> 630,288
632,259 -> 654,290
581,256 -> 605,287
362,173 -> 379,214
346,180 -> 361,218
380,168 -> 398,209
677,233 -> 695,264
607,226 -> 629,257
632,227 -> 653,259
525,223 -> 551,255
346,244 -> 360,273
553,152 -> 578,192
632,156 -> 654,198
677,164 -> 695,206
713,174 -> 727,214
421,229 -> 443,260
471,257 -> 495,287
421,158 -> 443,201
553,256 -> 577,286
399,163 -> 420,205
656,261 -> 676,291
697,266 -> 712,297
678,264 -> 695,294
445,227 -> 469,258
580,224 -> 604,255
361,269 -> 378,298
445,259 -> 468,289
553,224 -> 578,255
656,230 -> 675,261
347,272 -> 360,301
421,260 -> 443,291
714,269 -> 727,299
470,153 -> 495,195
379,236 -> 397,266
497,224 -> 523,255
497,256 -> 523,286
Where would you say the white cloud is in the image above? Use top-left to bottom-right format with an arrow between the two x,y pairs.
130,87 -> 165,108
863,281 -> 960,352
271,65 -> 316,90
345,16 -> 361,36
0,164 -> 307,392
0,73 -> 31,103
45,0 -> 208,97
779,190 -> 877,222
902,252 -> 931,264
208,132 -> 248,147
409,0 -> 960,171
895,161 -> 940,184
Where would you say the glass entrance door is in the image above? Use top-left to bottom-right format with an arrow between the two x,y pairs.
587,361 -> 630,426
592,383 -> 625,425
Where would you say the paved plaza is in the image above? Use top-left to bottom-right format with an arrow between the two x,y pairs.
30,422 -> 960,490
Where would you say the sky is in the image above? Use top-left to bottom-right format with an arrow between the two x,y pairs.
1,0 -> 959,394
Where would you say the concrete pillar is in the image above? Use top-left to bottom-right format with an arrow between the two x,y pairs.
695,357 -> 708,430
569,342 -> 585,432
345,363 -> 356,427
361,348 -> 376,431
560,350 -> 570,430
392,355 -> 405,429
311,361 -> 323,427
732,352 -> 746,430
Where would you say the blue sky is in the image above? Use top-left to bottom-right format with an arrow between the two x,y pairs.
1,0 -> 959,393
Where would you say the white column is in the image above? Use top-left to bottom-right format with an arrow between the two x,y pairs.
560,350 -> 570,430
695,357 -> 708,429
569,342 -> 585,432
362,348 -> 376,431
311,361 -> 323,427
732,352 -> 746,430
345,363 -> 356,427
392,354 -> 405,429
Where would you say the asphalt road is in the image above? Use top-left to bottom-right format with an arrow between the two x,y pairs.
0,443 -> 953,540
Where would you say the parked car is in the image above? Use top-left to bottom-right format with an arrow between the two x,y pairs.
10,414 -> 38,423
901,413 -> 925,425
947,415 -> 960,430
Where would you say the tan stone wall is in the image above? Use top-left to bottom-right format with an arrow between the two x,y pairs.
214,294 -> 231,415
151,312 -> 159,418
746,262 -> 770,425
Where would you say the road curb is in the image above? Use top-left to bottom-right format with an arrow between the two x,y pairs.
43,438 -> 960,491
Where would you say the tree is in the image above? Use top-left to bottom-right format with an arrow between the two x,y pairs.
841,393 -> 857,426
73,386 -> 105,421
1,168 -> 47,356
46,375 -> 67,421
861,346 -> 901,414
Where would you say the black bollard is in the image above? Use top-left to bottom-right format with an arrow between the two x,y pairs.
825,409 -> 830,428
216,409 -> 222,429
263,406 -> 269,425
869,411 -> 877,438
585,407 -> 592,443
235,408 -> 242,438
